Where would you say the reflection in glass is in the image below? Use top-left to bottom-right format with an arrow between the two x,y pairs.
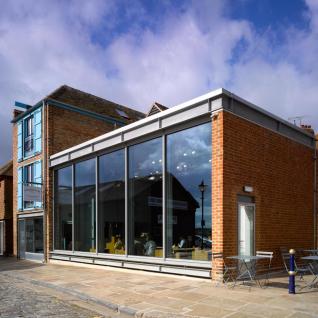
98,150 -> 125,254
128,138 -> 162,257
166,123 -> 212,261
74,159 -> 96,252
54,166 -> 72,250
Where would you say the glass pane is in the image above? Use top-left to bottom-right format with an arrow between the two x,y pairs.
74,159 -> 96,252
98,150 -> 125,254
25,219 -> 34,252
166,123 -> 212,261
54,166 -> 72,250
34,218 -> 43,253
128,138 -> 163,257
18,220 -> 26,258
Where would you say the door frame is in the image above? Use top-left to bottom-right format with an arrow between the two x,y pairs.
237,202 -> 256,256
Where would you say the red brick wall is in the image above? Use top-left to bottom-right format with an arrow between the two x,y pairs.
212,111 -> 315,275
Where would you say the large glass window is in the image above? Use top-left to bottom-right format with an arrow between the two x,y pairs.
128,138 -> 162,257
98,150 -> 125,254
74,158 -> 96,252
166,123 -> 212,261
54,166 -> 72,250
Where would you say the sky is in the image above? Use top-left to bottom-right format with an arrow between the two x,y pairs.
0,0 -> 318,166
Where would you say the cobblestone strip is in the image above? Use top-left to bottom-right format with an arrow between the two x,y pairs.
1,272 -> 137,317
0,274 -> 104,318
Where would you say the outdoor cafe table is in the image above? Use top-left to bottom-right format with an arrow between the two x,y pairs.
301,256 -> 318,288
227,255 -> 268,287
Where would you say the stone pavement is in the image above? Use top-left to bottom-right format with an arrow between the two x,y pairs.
0,257 -> 318,318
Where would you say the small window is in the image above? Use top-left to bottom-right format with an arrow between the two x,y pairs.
24,116 -> 34,155
25,164 -> 34,184
25,116 -> 34,137
115,109 -> 129,119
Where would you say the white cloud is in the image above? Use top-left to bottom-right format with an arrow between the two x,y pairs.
0,0 -> 317,166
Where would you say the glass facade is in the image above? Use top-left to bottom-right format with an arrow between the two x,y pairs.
53,122 -> 212,262
74,158 -> 96,252
166,123 -> 212,260
54,166 -> 73,250
128,138 -> 162,257
98,150 -> 125,254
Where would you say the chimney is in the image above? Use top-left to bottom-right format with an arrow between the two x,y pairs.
13,109 -> 24,119
301,124 -> 315,135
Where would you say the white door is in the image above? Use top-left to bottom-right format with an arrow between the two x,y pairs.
0,221 -> 4,255
238,203 -> 255,256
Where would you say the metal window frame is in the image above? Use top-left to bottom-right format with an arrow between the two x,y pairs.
125,147 -> 128,256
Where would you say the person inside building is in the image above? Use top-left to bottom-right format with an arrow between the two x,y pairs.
144,233 -> 156,256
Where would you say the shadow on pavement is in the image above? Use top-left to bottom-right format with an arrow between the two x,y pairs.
0,256 -> 44,272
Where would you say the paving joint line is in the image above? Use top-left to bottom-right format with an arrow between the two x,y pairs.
0,272 -> 138,317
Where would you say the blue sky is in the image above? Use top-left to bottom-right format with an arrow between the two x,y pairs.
0,0 -> 317,165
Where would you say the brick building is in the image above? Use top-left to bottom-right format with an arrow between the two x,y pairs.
0,160 -> 13,256
48,88 -> 317,279
12,85 -> 145,261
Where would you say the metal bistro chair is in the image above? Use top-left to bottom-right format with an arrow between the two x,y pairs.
256,251 -> 273,285
281,252 -> 313,280
212,252 -> 236,286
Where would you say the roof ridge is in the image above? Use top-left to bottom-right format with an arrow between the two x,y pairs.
48,84 -> 145,116
0,159 -> 13,176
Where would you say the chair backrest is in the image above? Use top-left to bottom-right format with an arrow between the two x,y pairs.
256,251 -> 273,259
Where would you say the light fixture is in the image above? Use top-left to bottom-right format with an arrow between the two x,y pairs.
198,180 -> 208,193
243,185 -> 253,193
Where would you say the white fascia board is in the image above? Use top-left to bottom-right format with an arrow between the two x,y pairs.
223,89 -> 315,139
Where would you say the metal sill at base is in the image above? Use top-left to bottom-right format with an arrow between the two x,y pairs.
50,253 -> 211,278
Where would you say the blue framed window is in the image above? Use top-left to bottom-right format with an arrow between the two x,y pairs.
17,160 -> 43,211
17,107 -> 42,161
